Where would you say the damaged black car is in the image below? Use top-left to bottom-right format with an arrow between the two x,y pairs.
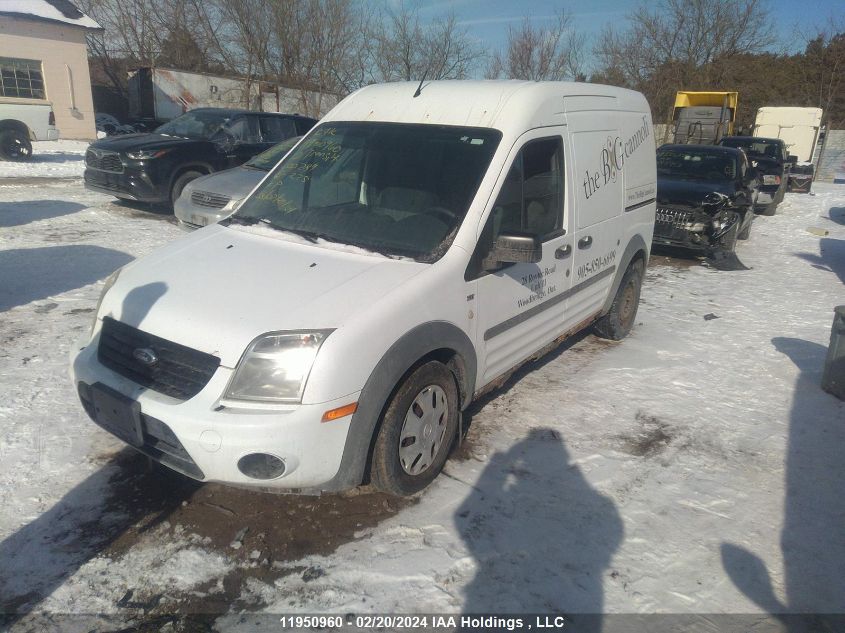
718,136 -> 790,215
654,144 -> 758,263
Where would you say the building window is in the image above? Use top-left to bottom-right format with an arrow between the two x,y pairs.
0,58 -> 46,100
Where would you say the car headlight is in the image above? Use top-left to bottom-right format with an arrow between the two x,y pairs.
222,198 -> 242,212
224,331 -> 332,403
90,267 -> 122,336
126,149 -> 170,160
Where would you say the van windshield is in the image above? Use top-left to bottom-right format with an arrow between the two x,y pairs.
230,122 -> 502,261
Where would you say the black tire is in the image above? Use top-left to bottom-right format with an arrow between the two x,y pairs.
170,170 -> 203,207
718,213 -> 740,252
594,259 -> 644,341
738,216 -> 752,240
761,201 -> 777,216
0,128 -> 33,162
371,361 -> 459,496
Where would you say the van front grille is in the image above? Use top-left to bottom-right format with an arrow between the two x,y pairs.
97,317 -> 220,400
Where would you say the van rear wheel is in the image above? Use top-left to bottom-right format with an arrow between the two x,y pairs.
371,361 -> 459,496
594,259 -> 644,341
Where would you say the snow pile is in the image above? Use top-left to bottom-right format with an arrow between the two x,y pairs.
37,527 -> 233,614
0,140 -> 89,179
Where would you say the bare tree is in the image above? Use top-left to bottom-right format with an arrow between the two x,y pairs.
593,0 -> 776,118
796,15 -> 845,126
372,1 -> 483,82
486,11 -> 585,81
81,0 -> 227,94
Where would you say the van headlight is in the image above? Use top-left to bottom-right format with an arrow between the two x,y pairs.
90,267 -> 122,336
225,331 -> 332,403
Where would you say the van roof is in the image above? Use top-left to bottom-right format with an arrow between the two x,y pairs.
322,81 -> 649,132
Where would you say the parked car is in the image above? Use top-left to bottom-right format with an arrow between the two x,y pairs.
0,98 -> 59,161
83,108 -> 317,207
719,136 -> 790,215
71,81 -> 656,496
654,144 -> 758,257
175,136 -> 301,228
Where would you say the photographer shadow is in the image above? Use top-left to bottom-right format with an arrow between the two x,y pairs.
721,337 -> 845,632
457,428 -> 622,631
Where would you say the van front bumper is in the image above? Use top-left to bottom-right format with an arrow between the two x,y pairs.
71,338 -> 358,491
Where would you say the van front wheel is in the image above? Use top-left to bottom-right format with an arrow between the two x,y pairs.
371,361 -> 459,496
594,259 -> 644,341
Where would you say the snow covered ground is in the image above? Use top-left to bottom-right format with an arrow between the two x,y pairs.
0,140 -> 88,179
0,154 -> 844,632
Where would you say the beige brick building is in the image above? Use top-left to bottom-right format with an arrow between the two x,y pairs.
0,0 -> 101,140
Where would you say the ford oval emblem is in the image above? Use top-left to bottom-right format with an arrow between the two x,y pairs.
133,347 -> 158,367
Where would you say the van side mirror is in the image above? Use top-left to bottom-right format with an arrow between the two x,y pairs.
787,154 -> 798,164
483,233 -> 542,270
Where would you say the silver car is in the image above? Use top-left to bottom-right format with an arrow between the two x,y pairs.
174,136 -> 301,228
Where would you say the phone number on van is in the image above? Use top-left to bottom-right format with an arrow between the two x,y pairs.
577,249 -> 616,281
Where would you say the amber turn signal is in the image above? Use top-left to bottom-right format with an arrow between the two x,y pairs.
321,402 -> 358,423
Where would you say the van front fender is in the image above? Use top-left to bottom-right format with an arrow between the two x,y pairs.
318,321 -> 476,492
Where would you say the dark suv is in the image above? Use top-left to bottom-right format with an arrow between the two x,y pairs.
654,144 -> 759,256
718,136 -> 790,215
84,108 -> 317,206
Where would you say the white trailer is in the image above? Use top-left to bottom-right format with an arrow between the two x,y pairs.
127,67 -> 336,123
753,107 -> 823,163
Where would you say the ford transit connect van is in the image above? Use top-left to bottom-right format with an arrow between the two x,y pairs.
71,81 -> 656,496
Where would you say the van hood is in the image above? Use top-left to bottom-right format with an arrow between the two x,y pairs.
99,225 -> 425,366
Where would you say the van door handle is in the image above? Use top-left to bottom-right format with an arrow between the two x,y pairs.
578,236 -> 593,249
555,245 -> 572,259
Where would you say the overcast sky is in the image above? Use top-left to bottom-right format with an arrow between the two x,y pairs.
405,0 -> 842,73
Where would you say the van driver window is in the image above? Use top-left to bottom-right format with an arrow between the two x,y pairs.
490,137 -> 564,240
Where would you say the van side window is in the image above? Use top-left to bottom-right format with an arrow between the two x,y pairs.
491,137 -> 564,240
465,137 -> 564,280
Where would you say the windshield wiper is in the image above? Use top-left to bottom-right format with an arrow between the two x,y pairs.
225,215 -> 260,226
278,226 -> 321,243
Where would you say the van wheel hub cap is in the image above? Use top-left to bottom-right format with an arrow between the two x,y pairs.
398,385 -> 448,476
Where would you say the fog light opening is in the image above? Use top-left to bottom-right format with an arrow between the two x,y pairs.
237,453 -> 286,480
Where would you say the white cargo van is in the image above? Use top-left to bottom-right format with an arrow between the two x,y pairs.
71,81 -> 656,496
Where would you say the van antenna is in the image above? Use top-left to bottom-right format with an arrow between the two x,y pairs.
413,69 -> 429,98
